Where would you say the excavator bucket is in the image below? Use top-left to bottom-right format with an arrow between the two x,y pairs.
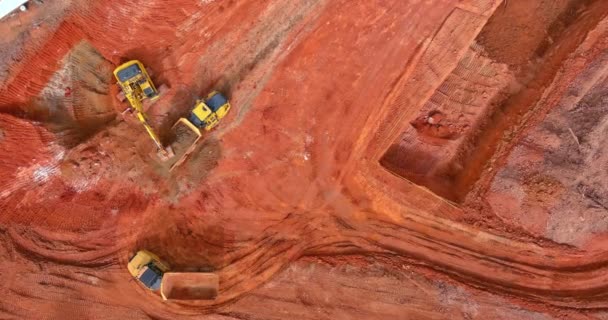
163,118 -> 203,171
160,272 -> 219,300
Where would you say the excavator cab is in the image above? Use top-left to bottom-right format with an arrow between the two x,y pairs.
113,60 -> 159,104
128,250 -> 170,291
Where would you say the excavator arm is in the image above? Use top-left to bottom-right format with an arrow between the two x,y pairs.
128,97 -> 171,158
135,111 -> 164,151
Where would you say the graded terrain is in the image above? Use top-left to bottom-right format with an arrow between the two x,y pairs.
1,0 -> 608,319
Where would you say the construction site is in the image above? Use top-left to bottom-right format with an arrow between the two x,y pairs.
1,0 -> 608,319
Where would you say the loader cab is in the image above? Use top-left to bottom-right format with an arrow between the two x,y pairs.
127,250 -> 170,291
190,101 -> 213,129
189,91 -> 231,131
206,91 -> 231,120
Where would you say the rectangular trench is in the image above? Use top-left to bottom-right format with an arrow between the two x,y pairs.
380,0 -> 608,203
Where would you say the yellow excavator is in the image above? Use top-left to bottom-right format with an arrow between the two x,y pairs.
128,250 -> 219,300
113,60 -> 174,159
113,60 -> 231,169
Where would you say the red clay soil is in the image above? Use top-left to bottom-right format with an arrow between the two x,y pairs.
3,0 -> 608,319
380,0 -> 606,204
482,23 -> 608,248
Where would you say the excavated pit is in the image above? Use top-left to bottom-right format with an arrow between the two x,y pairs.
484,47 -> 608,247
380,0 -> 607,203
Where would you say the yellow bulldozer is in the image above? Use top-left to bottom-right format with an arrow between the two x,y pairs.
113,60 -> 231,169
128,250 -> 219,300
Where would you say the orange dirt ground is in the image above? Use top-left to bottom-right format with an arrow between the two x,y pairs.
2,0 -> 608,319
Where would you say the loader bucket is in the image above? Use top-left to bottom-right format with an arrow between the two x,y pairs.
160,272 -> 219,300
164,118 -> 203,171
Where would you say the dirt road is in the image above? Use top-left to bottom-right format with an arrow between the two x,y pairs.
1,0 -> 608,319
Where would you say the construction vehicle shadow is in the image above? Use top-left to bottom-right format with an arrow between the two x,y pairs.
154,137 -> 222,201
153,85 -> 197,140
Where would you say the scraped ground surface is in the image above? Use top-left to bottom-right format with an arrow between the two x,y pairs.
2,0 -> 608,319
